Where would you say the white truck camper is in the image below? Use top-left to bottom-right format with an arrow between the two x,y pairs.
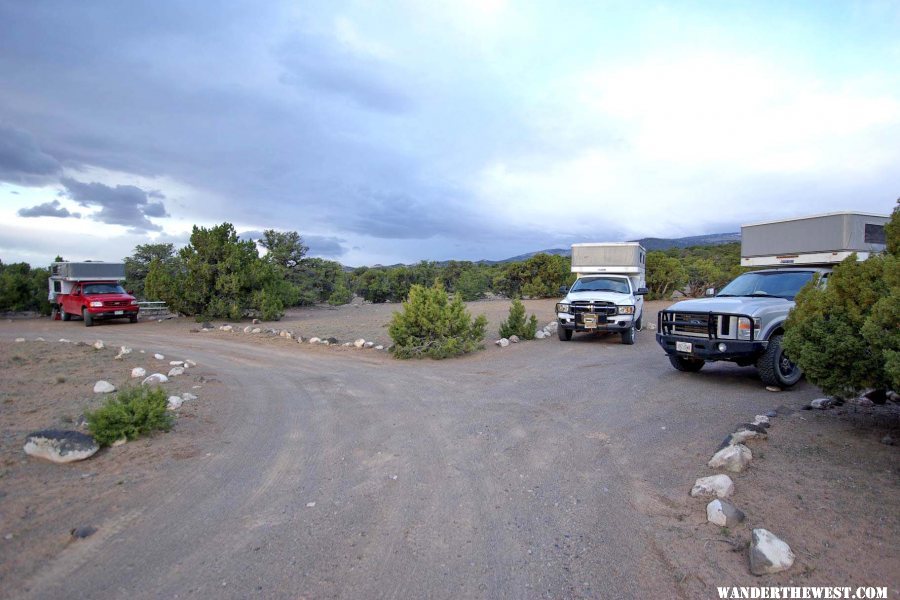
556,243 -> 648,345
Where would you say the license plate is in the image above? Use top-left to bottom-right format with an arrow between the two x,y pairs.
676,341 -> 692,353
583,314 -> 598,328
114,310 -> 124,315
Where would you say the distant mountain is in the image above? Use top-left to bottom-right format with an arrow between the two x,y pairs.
629,232 -> 740,251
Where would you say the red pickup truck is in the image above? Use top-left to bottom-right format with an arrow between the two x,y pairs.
55,281 -> 140,327
49,261 -> 140,327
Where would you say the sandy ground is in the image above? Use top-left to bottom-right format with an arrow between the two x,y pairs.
0,299 -> 897,598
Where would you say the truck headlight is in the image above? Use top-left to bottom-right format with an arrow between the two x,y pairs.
556,303 -> 570,314
737,317 -> 762,340
617,305 -> 635,315
89,301 -> 103,307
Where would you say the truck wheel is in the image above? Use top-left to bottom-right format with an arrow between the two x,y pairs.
669,355 -> 704,372
51,306 -> 59,321
82,308 -> 93,327
756,334 -> 802,387
557,326 -> 572,341
61,310 -> 71,321
620,325 -> 636,345
129,314 -> 138,323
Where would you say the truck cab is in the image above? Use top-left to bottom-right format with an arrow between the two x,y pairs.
49,262 -> 139,327
556,243 -> 648,345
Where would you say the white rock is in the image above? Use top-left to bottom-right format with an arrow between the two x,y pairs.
509,335 -> 520,343
498,338 -> 510,347
750,529 -> 795,575
810,397 -> 833,409
181,392 -> 198,402
251,328 -> 261,334
93,340 -> 105,350
35,337 -> 45,342
752,415 -> 770,426
365,341 -> 375,348
169,360 -> 184,366
112,437 -> 127,447
546,321 -> 559,331
166,395 -> 184,410
243,325 -> 252,333
168,367 -> 185,377
14,337 -> 25,343
118,346 -> 132,356
535,331 -> 546,339
185,360 -> 197,367
354,338 -> 366,348
306,502 -> 316,508
154,353 -> 165,360
296,336 -> 304,343
309,337 -> 321,344
647,323 -> 657,330
221,325 -> 233,331
343,342 -> 353,347
142,373 -> 169,385
690,474 -> 735,499
131,367 -> 147,378
24,430 -> 99,463
93,380 -> 116,394
708,444 -> 752,473
706,499 -> 746,527
59,338 -> 71,343
729,428 -> 766,445
375,345 -> 384,350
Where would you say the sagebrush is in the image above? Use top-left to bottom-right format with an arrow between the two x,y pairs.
389,283 -> 487,359
86,386 -> 173,446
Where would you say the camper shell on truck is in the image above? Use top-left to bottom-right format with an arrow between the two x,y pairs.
556,243 -> 648,345
656,212 -> 889,387
49,262 -> 139,327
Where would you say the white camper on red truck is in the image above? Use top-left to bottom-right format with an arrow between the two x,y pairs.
48,262 -> 139,327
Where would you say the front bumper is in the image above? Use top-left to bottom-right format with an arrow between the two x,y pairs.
86,307 -> 139,319
655,333 -> 765,361
558,312 -> 635,332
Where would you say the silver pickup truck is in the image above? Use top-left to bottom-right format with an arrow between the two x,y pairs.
655,267 -> 830,387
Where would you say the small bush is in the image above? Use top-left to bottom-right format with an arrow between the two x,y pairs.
388,283 -> 488,359
499,298 -> 539,340
86,386 -> 173,446
327,279 -> 353,305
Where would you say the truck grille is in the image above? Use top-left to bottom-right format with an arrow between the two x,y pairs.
105,300 -> 130,307
570,300 -> 616,316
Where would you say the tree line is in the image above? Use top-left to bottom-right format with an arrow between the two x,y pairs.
0,222 -> 743,318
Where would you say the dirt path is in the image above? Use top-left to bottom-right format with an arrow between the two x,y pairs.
1,305 -> 897,598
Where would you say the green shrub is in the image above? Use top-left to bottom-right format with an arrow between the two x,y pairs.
498,298 -> 538,340
783,201 -> 899,397
86,386 -> 173,446
388,283 -> 488,359
327,279 -> 353,305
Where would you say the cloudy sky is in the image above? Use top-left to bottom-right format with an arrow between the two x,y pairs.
0,1 -> 898,267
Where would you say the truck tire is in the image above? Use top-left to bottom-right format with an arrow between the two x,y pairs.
61,310 -> 71,321
129,314 -> 138,323
51,306 -> 59,321
756,334 -> 802,387
558,326 -> 572,341
82,308 -> 93,327
620,325 -> 635,345
669,355 -> 704,372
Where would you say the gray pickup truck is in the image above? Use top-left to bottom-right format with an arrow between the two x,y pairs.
655,267 -> 830,387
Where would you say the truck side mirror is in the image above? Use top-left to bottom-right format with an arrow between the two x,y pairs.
705,287 -> 716,297
558,285 -> 568,294
634,287 -> 649,296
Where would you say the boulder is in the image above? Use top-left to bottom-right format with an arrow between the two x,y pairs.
708,444 -> 752,473
201,322 -> 213,329
546,321 -> 559,331
375,345 -> 384,350
93,380 -> 116,394
244,326 -> 253,334
221,325 -> 233,331
142,373 -> 169,385
810,397 -> 833,409
749,529 -> 795,575
535,331 -> 546,339
168,367 -> 185,377
309,337 -> 321,344
93,340 -> 104,350
354,339 -> 366,348
251,328 -> 261,334
690,474 -> 735,499
342,342 -> 353,347
24,430 -> 99,463
729,425 -> 768,445
15,337 -> 25,342
365,341 -> 375,348
325,337 -> 339,345
509,335 -> 520,343
706,499 -> 746,527
252,318 -> 260,325
166,395 -> 184,410
114,346 -> 132,360
169,360 -> 184,366
181,392 -> 198,402
185,360 -> 197,367
154,353 -> 165,360
852,396 -> 875,407
752,415 -> 770,427
59,338 -> 71,343
497,338 -> 510,348
131,367 -> 147,378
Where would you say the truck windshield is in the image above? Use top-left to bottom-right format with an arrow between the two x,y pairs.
717,271 -> 816,300
570,277 -> 630,294
83,283 -> 126,295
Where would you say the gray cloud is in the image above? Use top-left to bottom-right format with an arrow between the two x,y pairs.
17,199 -> 81,219
237,230 -> 265,242
0,124 -> 62,185
61,177 -> 168,232
305,235 -> 347,257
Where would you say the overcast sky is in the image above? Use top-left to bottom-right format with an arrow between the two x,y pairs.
0,1 -> 897,267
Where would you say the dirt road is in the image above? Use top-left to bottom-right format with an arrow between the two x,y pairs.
1,307 -> 895,599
